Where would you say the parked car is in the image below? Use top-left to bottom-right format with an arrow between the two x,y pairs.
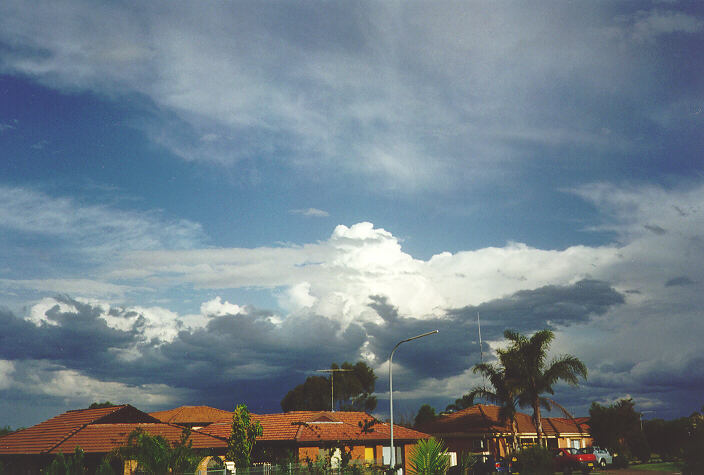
551,447 -> 597,474
579,446 -> 612,469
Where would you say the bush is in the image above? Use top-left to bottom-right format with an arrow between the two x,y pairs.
408,437 -> 450,474
612,454 -> 629,469
514,445 -> 553,475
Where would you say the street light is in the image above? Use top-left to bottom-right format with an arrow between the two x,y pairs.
316,368 -> 352,412
389,330 -> 439,471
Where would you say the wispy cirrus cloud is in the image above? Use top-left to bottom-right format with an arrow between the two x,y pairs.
1,2 -> 700,191
290,208 -> 329,218
0,184 -> 206,262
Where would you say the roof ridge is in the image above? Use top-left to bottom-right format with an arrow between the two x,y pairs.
44,405 -> 126,454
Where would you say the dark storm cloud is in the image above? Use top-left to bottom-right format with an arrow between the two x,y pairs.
644,224 -> 667,235
665,276 -> 695,287
366,279 -> 625,382
0,298 -> 137,365
0,280 -> 624,412
0,298 -> 367,408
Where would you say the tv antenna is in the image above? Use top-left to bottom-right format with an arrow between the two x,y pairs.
477,312 -> 484,365
316,368 -> 352,412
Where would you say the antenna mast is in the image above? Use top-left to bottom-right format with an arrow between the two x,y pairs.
477,312 -> 484,365
316,368 -> 352,412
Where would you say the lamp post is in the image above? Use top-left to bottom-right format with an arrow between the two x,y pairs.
316,368 -> 352,412
389,330 -> 439,472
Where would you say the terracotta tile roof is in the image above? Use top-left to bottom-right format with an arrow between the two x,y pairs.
419,404 -> 589,437
149,406 -> 233,425
0,405 -> 159,455
50,423 -> 227,454
201,411 -> 429,444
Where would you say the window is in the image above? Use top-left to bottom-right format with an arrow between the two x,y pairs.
472,439 -> 486,451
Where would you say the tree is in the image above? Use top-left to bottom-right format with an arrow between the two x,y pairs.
414,404 -> 437,428
683,406 -> 704,474
44,447 -> 86,475
500,329 -> 587,447
465,361 -> 521,452
116,427 -> 199,474
281,375 -> 332,412
280,361 -> 377,412
445,394 -> 474,413
643,417 -> 688,461
226,404 -> 263,468
0,426 -> 14,437
333,361 -> 377,412
88,401 -> 115,409
408,437 -> 450,474
589,398 -> 646,460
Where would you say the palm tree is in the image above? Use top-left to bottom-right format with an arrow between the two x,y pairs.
466,361 -> 521,452
499,329 -> 587,447
408,437 -> 451,474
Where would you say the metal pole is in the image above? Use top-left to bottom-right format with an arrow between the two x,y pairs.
316,368 -> 352,412
389,330 -> 438,472
477,312 -> 483,365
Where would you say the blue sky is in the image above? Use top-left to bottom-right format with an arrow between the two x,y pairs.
1,1 -> 703,428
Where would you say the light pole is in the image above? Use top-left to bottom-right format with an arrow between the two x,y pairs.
316,368 -> 352,412
389,330 -> 438,472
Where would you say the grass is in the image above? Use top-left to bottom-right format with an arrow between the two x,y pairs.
628,461 -> 682,471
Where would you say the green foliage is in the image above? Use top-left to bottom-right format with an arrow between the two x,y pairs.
500,329 -> 587,445
643,417 -> 689,461
170,428 -> 201,472
118,427 -> 171,474
589,398 -> 644,458
0,425 -> 14,437
94,456 -> 116,475
408,437 -> 450,475
454,451 -> 479,473
515,445 -> 554,474
445,394 -> 474,413
281,361 -> 377,412
88,401 -> 115,409
281,375 -> 331,412
612,454 -> 629,468
43,447 -> 86,475
226,404 -> 263,468
414,404 -> 437,428
116,426 -> 199,474
466,360 -> 521,451
682,407 -> 704,475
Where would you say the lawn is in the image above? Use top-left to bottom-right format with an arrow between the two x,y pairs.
628,461 -> 683,471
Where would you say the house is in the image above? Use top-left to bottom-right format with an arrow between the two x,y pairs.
201,410 -> 429,473
149,405 -> 233,430
0,405 -> 228,474
417,404 -> 592,458
0,405 -> 429,474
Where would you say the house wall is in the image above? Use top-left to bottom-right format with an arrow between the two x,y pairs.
297,446 -> 318,462
295,442 -> 417,473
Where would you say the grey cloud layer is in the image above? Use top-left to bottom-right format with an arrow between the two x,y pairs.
1,1 -> 701,190
0,279 -> 625,414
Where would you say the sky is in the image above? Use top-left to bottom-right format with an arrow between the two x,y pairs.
0,1 -> 703,429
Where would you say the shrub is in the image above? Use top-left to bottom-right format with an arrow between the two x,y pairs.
408,437 -> 450,474
514,445 -> 553,475
612,454 -> 629,469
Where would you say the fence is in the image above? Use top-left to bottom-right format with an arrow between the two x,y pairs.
188,462 -> 390,474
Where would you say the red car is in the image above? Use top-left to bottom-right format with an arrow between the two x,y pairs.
551,447 -> 597,474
